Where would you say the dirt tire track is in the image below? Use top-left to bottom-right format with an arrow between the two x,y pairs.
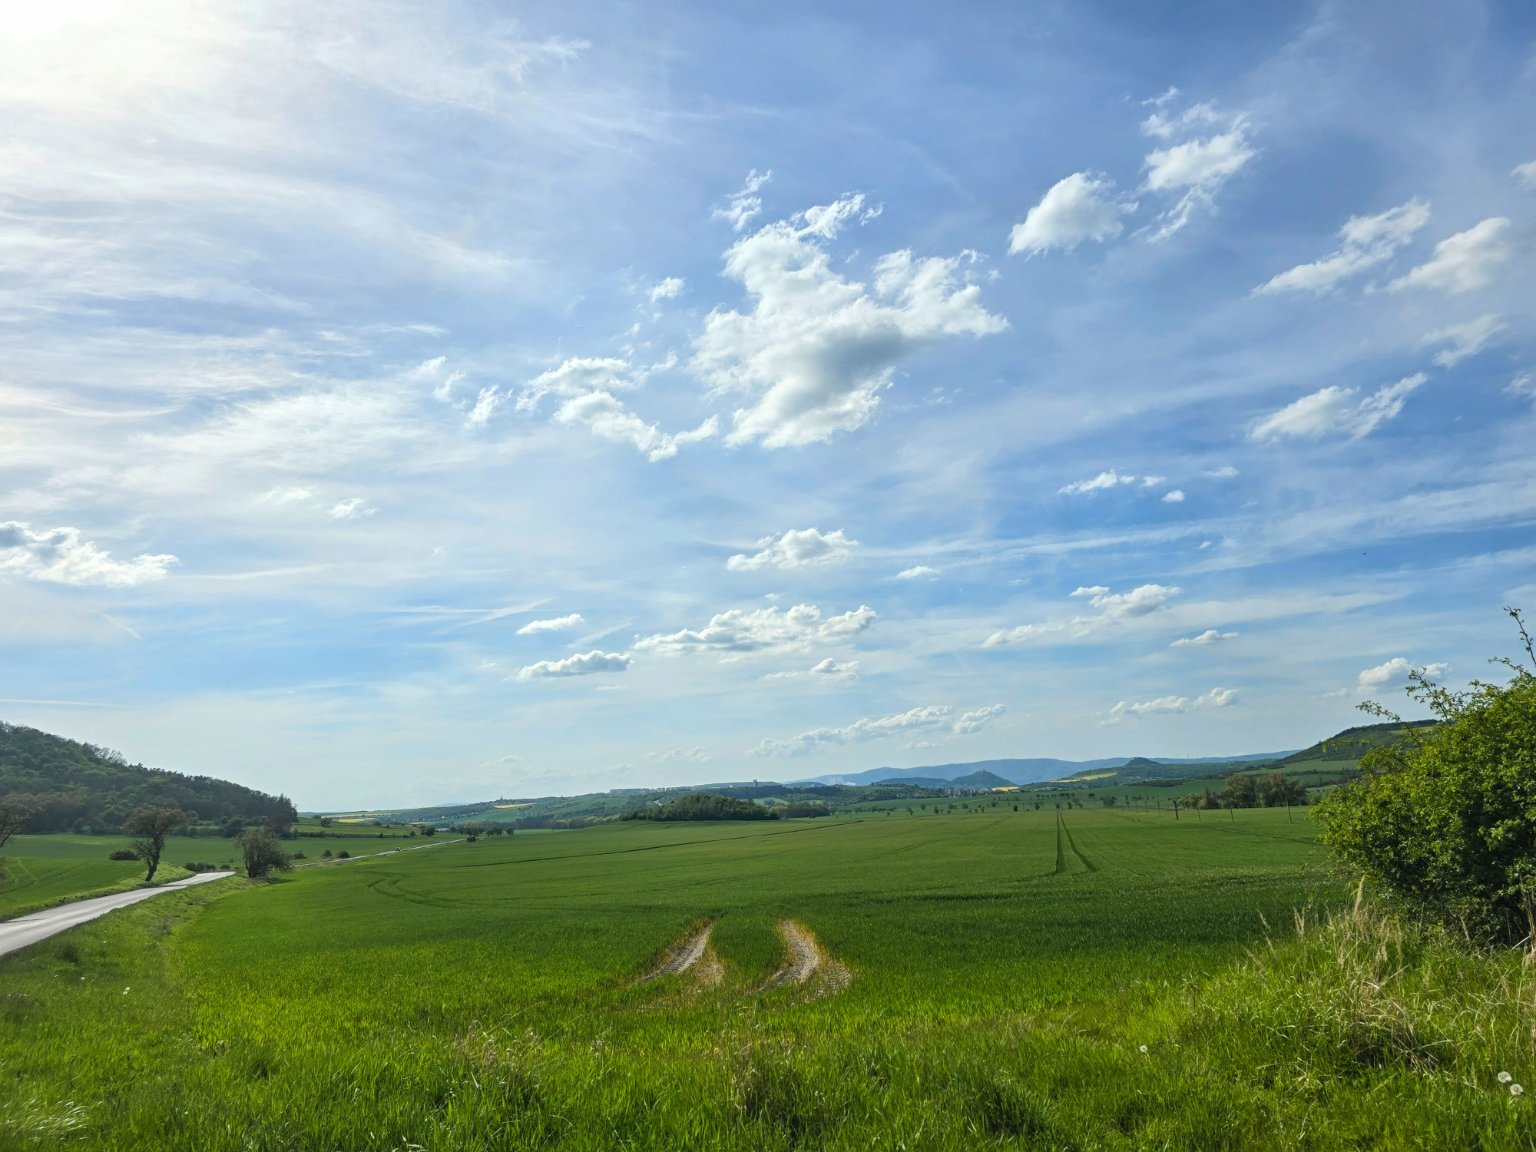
640,920 -> 716,983
766,919 -> 851,998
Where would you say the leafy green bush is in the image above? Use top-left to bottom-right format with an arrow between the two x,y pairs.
240,826 -> 293,879
1318,609 -> 1536,945
108,848 -> 137,861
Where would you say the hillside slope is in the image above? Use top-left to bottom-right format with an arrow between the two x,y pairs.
0,722 -> 297,833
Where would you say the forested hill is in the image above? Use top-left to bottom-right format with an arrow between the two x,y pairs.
0,722 -> 296,833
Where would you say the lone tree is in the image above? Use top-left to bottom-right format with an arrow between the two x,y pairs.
1318,608 -> 1536,946
123,806 -> 184,882
0,798 -> 32,852
241,826 -> 293,879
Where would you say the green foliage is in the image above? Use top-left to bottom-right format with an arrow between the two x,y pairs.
1319,609 -> 1536,945
621,793 -> 778,822
122,806 -> 183,882
0,722 -> 295,833
108,848 -> 138,861
240,827 -> 292,878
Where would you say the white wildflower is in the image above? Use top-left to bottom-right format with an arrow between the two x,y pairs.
1513,1084 -> 1525,1097
1500,1071 -> 1513,1084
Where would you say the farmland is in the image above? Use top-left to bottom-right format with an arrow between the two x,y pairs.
2,806 -> 1531,1150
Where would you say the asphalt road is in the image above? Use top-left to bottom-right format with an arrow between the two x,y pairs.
0,871 -> 235,959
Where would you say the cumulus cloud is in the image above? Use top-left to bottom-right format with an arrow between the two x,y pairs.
1139,94 -> 1255,239
636,603 -> 876,658
895,565 -> 939,580
553,391 -> 718,462
751,701 -> 1003,756
516,650 -> 631,681
1509,373 -> 1536,402
691,195 -> 1007,448
1171,629 -> 1237,648
764,657 -> 860,683
649,277 -> 684,303
1162,490 -> 1185,503
1422,314 -> 1505,368
1203,465 -> 1239,479
726,527 -> 857,571
466,387 -> 503,428
1008,172 -> 1134,255
1357,657 -> 1447,691
1250,374 -> 1426,442
517,357 -> 717,460
1107,686 -> 1236,720
1388,218 -> 1511,294
516,613 -> 584,635
0,522 -> 178,587
1515,161 -> 1536,191
713,168 -> 772,232
1255,199 -> 1430,294
1059,469 -> 1136,495
985,583 -> 1181,648
952,704 -> 1006,734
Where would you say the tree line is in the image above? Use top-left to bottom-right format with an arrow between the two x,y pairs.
0,722 -> 296,833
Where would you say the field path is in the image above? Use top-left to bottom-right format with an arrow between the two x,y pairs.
767,919 -> 852,996
0,871 -> 234,959
642,920 -> 720,985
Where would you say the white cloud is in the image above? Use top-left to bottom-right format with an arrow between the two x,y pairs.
649,277 -> 685,303
1255,199 -> 1430,294
952,704 -> 1006,734
1140,97 -> 1255,240
1008,172 -> 1134,255
1250,374 -> 1426,442
519,357 -> 640,410
1512,161 -> 1536,192
329,498 -> 376,520
1162,490 -> 1185,503
1203,465 -> 1239,479
1059,469 -> 1136,495
1388,218 -> 1511,294
516,613 -> 584,635
516,650 -> 631,681
751,702 -> 997,756
1171,629 -> 1237,648
1422,314 -> 1505,368
986,583 -> 1181,647
1509,373 -> 1536,402
764,657 -> 860,684
691,195 -> 1007,448
0,521 -> 178,587
713,169 -> 773,232
1108,686 -> 1236,720
1357,657 -> 1447,691
726,527 -> 857,571
259,487 -> 313,505
636,603 -> 876,658
895,565 -> 939,580
553,391 -> 718,462
466,387 -> 503,428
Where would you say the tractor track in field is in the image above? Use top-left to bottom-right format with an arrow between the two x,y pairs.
1054,814 -> 1098,874
641,920 -> 723,988
766,919 -> 851,998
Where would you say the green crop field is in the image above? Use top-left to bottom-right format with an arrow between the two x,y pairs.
2,808 -> 1530,1150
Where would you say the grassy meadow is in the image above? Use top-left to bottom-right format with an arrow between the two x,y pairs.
2,807 -> 1532,1149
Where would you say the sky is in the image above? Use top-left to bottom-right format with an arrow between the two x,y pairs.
1,0 -> 1533,810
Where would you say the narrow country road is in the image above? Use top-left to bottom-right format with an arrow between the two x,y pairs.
0,871 -> 235,959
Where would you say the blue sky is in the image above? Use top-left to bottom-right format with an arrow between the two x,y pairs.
1,0 -> 1533,809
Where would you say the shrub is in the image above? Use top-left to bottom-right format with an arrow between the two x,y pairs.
108,848 -> 138,861
241,827 -> 293,879
1318,609 -> 1536,945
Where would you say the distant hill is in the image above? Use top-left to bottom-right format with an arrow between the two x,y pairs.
946,769 -> 1017,791
0,721 -> 297,834
1278,720 -> 1439,767
805,750 -> 1295,788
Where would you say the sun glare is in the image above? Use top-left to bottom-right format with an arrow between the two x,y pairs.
0,0 -> 122,42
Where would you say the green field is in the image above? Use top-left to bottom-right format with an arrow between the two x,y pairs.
1,808 -> 1530,1150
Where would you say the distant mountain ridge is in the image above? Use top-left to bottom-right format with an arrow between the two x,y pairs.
803,750 -> 1296,788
